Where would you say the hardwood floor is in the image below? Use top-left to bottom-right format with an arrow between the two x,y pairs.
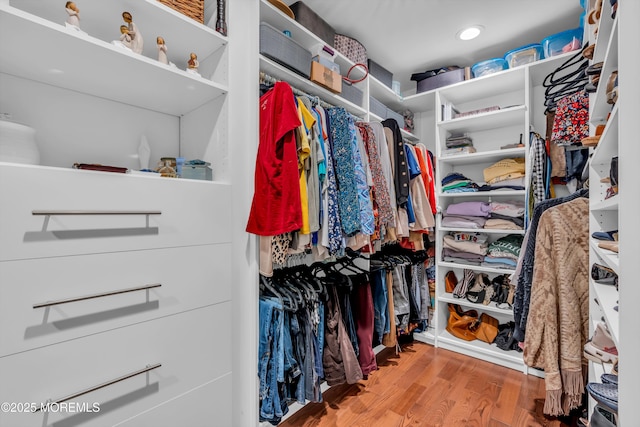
278,342 -> 581,427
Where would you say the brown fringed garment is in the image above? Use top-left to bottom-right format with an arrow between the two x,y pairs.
523,197 -> 590,416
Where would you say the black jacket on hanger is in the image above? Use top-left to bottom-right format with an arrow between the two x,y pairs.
382,118 -> 410,208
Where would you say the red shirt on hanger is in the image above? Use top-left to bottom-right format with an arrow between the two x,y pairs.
246,82 -> 303,236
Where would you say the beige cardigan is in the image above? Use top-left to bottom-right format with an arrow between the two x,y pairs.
523,197 -> 589,416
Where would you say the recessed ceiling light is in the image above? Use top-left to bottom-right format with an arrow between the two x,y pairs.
457,26 -> 483,41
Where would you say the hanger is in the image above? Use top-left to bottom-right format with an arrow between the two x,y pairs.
542,44 -> 589,113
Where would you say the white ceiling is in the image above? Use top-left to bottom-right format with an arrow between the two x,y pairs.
283,0 -> 585,94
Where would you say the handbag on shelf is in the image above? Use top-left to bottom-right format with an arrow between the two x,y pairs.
469,313 -> 500,344
445,270 -> 458,294
446,304 -> 478,341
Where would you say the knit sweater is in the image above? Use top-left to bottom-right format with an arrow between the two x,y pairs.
513,188 -> 589,342
523,197 -> 589,416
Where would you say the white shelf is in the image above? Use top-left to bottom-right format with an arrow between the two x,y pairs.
0,4 -> 228,116
591,195 -> 619,211
593,6 -> 617,65
401,128 -> 420,142
440,190 -> 526,198
439,227 -> 525,235
439,147 -> 526,166
437,330 -> 523,371
413,329 -> 436,345
438,261 -> 515,275
369,76 -> 405,112
438,293 -> 514,316
437,105 -> 527,133
402,90 -> 437,114
591,280 -> 619,347
591,20 -> 618,123
590,239 -> 620,272
591,105 -> 619,166
259,55 -> 367,117
436,68 -> 526,105
11,0 -> 227,62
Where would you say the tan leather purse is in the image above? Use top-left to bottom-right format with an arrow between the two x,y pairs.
469,313 -> 500,344
446,304 -> 478,341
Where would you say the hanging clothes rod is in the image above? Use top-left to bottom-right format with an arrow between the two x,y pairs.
259,71 -> 364,121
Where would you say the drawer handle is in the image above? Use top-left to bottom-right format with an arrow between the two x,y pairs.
35,363 -> 162,412
32,210 -> 162,216
33,283 -> 162,309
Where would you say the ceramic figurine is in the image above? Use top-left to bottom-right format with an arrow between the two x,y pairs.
122,11 -> 144,54
157,36 -> 169,65
118,25 -> 132,49
65,1 -> 80,29
186,52 -> 200,76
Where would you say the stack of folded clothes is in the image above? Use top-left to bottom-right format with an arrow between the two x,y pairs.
441,201 -> 491,229
483,234 -> 523,269
442,231 -> 489,266
485,200 -> 525,230
479,158 -> 526,191
441,172 -> 479,193
445,134 -> 473,148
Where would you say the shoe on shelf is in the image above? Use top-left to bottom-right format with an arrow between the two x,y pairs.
584,322 -> 618,363
587,383 -> 618,413
601,373 -> 618,386
606,71 -> 618,105
611,359 -> 618,375
582,43 -> 596,60
590,404 -> 617,426
591,230 -> 618,241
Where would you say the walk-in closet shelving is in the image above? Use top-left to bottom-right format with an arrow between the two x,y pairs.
404,52 -> 583,373
0,1 -> 233,425
586,0 -> 619,418
259,0 -> 419,141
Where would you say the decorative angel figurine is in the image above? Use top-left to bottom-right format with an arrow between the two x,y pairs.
118,25 -> 132,49
65,1 -> 80,29
122,11 -> 144,54
157,36 -> 169,65
186,52 -> 200,76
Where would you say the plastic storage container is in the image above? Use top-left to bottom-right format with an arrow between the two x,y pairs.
504,44 -> 544,68
471,58 -> 508,78
259,22 -> 312,78
369,96 -> 387,119
541,28 -> 583,58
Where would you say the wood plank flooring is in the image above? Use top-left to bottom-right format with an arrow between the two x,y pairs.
279,342 -> 581,427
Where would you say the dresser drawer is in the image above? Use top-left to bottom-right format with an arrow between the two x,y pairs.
115,373 -> 232,427
0,164 -> 232,261
0,303 -> 231,427
0,244 -> 231,357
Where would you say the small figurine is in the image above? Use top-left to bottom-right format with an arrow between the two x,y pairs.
122,11 -> 144,54
157,36 -> 169,65
65,1 -> 80,29
186,52 -> 200,76
118,25 -> 132,49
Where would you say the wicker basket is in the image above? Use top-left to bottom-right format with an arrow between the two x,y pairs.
157,0 -> 204,24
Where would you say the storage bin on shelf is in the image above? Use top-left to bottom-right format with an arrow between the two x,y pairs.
541,28 -> 583,58
367,59 -> 393,88
369,96 -> 387,118
260,21 -> 312,78
471,58 -> 508,78
415,68 -> 465,93
289,1 -> 336,46
341,81 -> 363,106
504,44 -> 544,68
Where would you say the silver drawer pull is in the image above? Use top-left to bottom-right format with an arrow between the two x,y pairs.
33,284 -> 162,309
35,363 -> 162,412
32,210 -> 162,216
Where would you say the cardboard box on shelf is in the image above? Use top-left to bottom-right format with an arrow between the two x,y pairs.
310,61 -> 342,93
